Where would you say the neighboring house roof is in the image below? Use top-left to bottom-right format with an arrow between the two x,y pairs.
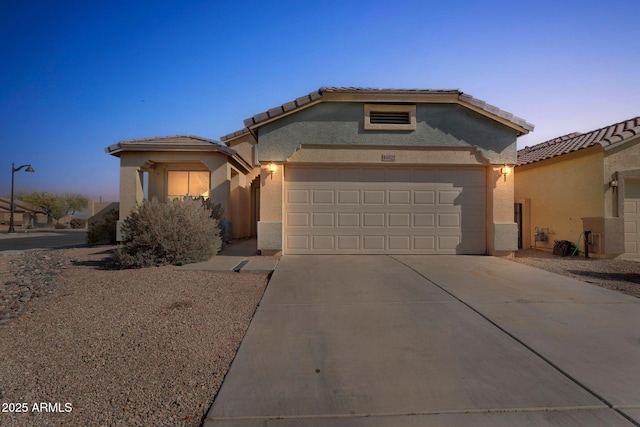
517,116 -> 640,166
228,87 -> 534,139
0,198 -> 47,214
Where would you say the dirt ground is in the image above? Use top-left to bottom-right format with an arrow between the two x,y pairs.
510,249 -> 640,299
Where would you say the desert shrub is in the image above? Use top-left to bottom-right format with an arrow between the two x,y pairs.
87,209 -> 118,246
54,222 -> 68,229
70,218 -> 86,229
114,198 -> 222,268
200,198 -> 227,240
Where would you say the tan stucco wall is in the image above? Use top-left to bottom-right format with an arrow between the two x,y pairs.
228,134 -> 257,167
257,164 -> 283,251
515,147 -> 604,251
488,166 -> 518,253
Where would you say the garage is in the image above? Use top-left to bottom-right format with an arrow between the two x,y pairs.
624,179 -> 640,256
284,165 -> 486,254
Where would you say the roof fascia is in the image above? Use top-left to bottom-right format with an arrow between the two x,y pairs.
457,99 -> 531,136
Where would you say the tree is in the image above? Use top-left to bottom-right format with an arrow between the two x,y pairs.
62,193 -> 88,215
12,191 -> 89,223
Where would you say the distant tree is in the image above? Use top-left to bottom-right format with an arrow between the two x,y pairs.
12,191 -> 89,223
62,193 -> 88,215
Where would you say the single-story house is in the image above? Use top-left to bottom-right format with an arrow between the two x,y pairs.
0,198 -> 48,228
108,87 -> 535,255
515,116 -> 640,257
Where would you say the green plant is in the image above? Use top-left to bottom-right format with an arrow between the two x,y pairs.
87,209 -> 118,246
114,198 -> 222,268
70,218 -> 86,229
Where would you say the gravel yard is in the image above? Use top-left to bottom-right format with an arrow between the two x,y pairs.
2,245 -> 637,426
511,249 -> 640,299
0,246 -> 268,427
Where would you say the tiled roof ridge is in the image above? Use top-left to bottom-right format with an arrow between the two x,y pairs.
118,134 -> 223,145
517,116 -> 640,166
238,86 -> 534,133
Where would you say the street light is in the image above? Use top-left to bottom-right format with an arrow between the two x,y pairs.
8,163 -> 35,233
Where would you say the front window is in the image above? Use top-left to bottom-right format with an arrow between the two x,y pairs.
167,171 -> 210,200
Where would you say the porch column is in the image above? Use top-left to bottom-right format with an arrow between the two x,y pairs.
119,156 -> 146,220
202,155 -> 230,221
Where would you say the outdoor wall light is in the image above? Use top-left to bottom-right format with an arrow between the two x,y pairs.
500,165 -> 511,176
609,179 -> 618,188
9,163 -> 35,233
268,163 -> 277,174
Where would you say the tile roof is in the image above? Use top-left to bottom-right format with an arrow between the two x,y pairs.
105,135 -> 230,156
517,116 -> 640,166
232,87 -> 534,138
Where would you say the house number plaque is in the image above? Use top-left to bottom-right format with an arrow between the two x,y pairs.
381,154 -> 396,162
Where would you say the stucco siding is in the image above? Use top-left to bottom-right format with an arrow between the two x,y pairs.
515,147 -> 604,251
257,103 -> 517,164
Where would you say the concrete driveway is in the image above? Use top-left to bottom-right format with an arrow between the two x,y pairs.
204,255 -> 640,426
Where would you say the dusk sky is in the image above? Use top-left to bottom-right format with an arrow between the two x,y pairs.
1,0 -> 638,202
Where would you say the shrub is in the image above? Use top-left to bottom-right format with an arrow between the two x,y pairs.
201,198 -> 227,240
87,209 -> 118,246
54,222 -> 68,229
70,218 -> 86,229
114,198 -> 222,268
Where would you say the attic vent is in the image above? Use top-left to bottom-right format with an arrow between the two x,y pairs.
364,104 -> 416,131
370,111 -> 411,125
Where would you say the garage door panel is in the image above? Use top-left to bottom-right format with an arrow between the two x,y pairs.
363,213 -> 385,227
414,191 -> 436,205
312,235 -> 334,250
389,236 -> 411,250
287,212 -> 309,227
312,213 -> 334,227
438,190 -> 460,205
389,190 -> 411,204
363,191 -> 385,204
338,190 -> 359,204
388,213 -> 411,227
285,166 -> 486,254
287,189 -> 309,204
414,213 -> 436,227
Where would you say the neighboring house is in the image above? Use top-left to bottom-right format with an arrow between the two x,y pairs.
108,87 -> 534,255
0,198 -> 47,228
515,116 -> 640,258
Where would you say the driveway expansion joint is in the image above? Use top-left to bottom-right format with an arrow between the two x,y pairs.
389,255 -> 623,417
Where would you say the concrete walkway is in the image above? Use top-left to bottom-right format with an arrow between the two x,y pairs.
204,255 -> 640,426
176,238 -> 279,274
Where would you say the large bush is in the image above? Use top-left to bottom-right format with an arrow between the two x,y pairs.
87,209 -> 118,246
114,198 -> 222,268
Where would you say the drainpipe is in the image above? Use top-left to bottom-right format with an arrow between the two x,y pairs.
584,230 -> 592,259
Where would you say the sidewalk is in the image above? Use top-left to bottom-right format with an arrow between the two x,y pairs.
176,238 -> 279,274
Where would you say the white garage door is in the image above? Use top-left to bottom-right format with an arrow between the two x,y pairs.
624,179 -> 640,256
284,166 -> 486,254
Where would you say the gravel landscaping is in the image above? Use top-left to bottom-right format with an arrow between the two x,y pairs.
2,245 -> 637,426
511,249 -> 640,299
0,246 -> 268,427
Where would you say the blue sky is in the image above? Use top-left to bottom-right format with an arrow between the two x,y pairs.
1,0 -> 639,201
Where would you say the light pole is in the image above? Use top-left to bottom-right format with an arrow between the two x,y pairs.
8,163 -> 35,233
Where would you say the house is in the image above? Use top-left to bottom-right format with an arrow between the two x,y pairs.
514,116 -> 640,257
0,198 -> 47,228
108,87 -> 534,255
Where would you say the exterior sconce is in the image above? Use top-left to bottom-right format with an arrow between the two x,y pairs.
609,179 -> 618,188
268,163 -> 277,174
500,165 -> 511,176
